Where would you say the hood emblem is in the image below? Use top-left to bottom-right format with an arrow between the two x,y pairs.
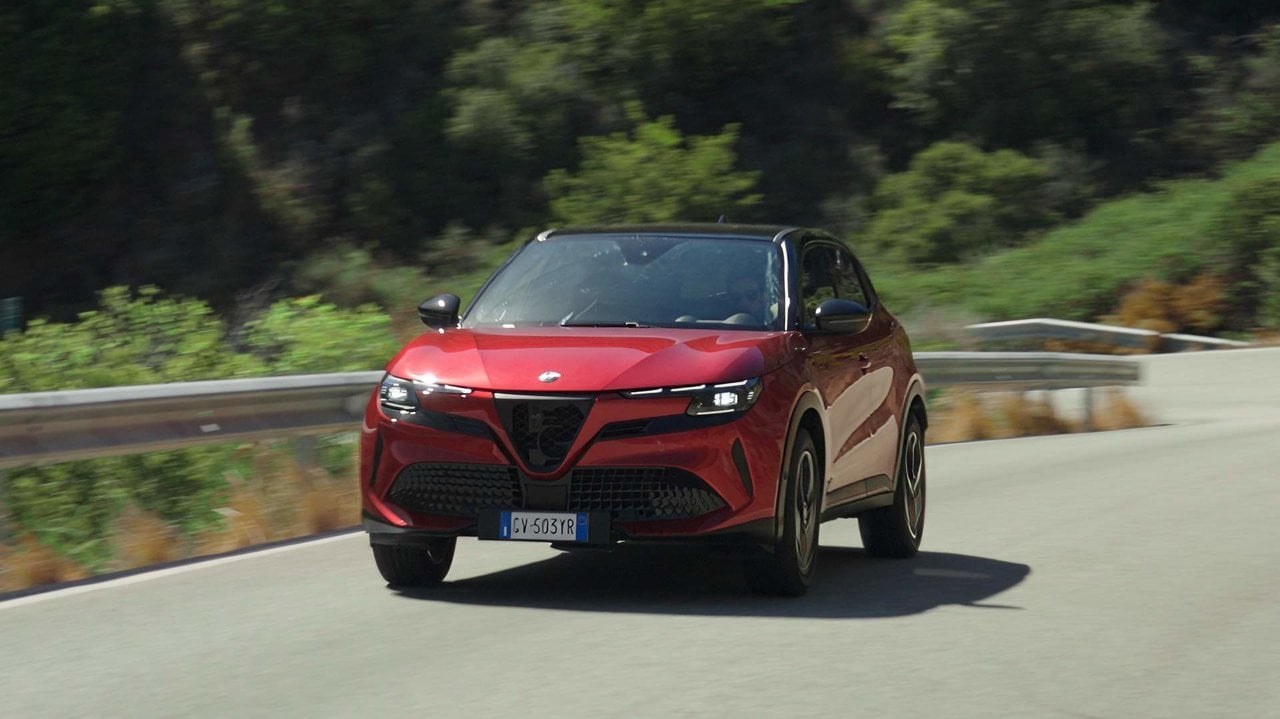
538,371 -> 561,383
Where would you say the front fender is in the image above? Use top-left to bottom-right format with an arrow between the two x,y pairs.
772,387 -> 826,543
890,373 -> 928,491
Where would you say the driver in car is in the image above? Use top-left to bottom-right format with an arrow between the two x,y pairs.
728,274 -> 770,325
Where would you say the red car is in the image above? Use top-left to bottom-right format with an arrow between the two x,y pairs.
360,224 -> 927,595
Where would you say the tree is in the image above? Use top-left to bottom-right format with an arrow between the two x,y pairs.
544,105 -> 760,225
883,0 -> 1175,184
1176,24 -> 1280,166
864,142 -> 1053,264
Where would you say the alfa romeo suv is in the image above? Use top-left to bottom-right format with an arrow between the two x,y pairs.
360,224 -> 927,595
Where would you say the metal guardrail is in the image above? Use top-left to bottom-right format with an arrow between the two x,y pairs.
0,372 -> 381,470
966,318 -> 1250,351
0,353 -> 1140,469
914,351 -> 1140,389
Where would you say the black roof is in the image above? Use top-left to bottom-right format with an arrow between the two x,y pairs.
543,223 -> 802,242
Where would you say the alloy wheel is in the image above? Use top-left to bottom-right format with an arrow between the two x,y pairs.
794,448 -> 819,572
902,430 -> 925,539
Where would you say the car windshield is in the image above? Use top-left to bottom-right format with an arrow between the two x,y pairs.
463,234 -> 785,331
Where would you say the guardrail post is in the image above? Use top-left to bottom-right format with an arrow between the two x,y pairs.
1082,388 -> 1094,432
294,436 -> 317,485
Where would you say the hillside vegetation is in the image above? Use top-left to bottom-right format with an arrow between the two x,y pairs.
874,141 -> 1280,334
3,1 -> 1280,329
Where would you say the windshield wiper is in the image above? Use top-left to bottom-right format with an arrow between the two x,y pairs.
560,320 -> 651,328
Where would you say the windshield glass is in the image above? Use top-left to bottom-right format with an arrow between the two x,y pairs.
463,234 -> 784,331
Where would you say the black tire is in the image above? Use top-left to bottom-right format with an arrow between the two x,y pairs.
371,538 -> 456,587
859,414 -> 925,558
745,429 -> 821,597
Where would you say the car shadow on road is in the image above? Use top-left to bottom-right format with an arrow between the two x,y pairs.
395,544 -> 1030,618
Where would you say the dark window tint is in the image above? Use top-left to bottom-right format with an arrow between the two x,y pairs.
800,243 -> 871,330
800,245 -> 838,329
831,247 -> 870,308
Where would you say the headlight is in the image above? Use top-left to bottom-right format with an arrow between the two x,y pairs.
380,374 -> 472,413
684,379 -> 762,416
379,375 -> 418,411
622,378 -> 762,416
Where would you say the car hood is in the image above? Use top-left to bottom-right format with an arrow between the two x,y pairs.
387,327 -> 797,392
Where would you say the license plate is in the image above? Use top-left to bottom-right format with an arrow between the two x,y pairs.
499,511 -> 589,542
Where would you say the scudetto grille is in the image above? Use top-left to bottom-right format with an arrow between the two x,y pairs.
495,396 -> 593,470
388,463 -> 521,517
568,467 -> 725,521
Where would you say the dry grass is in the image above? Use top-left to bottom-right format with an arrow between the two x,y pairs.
1098,272 -> 1230,345
928,390 -> 996,443
111,506 -> 181,570
0,535 -> 89,591
194,482 -> 275,556
928,387 -> 1149,443
1091,388 -> 1150,431
1,438 -> 367,594
1253,330 -> 1280,346
300,475 -> 361,533
1169,273 -> 1229,333
1042,338 -> 1153,355
994,392 -> 1073,438
194,441 -> 360,557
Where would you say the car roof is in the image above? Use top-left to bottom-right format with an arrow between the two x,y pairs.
541,223 -> 804,243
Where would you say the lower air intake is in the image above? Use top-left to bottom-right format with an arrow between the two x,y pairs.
568,467 -> 725,521
388,463 -> 521,517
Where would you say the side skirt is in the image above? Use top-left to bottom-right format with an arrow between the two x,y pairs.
820,489 -> 894,522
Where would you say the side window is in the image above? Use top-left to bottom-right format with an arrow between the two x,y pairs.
832,248 -> 870,308
800,245 -> 838,329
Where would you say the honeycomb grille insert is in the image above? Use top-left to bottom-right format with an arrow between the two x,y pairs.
388,463 -> 521,517
569,467 -> 725,521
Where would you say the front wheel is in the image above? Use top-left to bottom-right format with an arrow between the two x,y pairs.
745,429 -> 821,596
859,414 -> 925,558
371,538 -> 456,587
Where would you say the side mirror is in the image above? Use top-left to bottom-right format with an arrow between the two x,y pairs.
814,298 -> 872,334
418,293 -> 461,329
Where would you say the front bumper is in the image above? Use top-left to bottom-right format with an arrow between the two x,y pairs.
359,374 -> 800,545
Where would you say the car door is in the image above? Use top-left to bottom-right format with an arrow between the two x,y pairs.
797,239 -> 899,504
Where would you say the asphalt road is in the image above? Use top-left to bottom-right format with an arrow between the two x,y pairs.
3,349 -> 1278,718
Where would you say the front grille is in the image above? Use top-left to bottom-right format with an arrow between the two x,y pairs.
495,396 -> 593,470
568,467 -> 725,521
387,463 -> 521,517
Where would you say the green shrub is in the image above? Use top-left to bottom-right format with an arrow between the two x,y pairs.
873,141 -> 1280,326
1209,171 -> 1280,327
545,103 -> 760,225
865,142 -> 1056,264
0,286 -> 399,568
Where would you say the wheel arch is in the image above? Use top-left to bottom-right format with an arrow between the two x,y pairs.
773,389 -> 827,543
893,375 -> 928,491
